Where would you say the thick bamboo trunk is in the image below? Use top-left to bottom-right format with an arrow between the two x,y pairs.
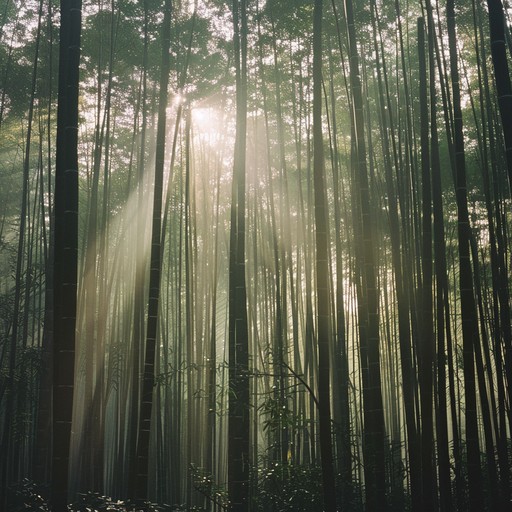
51,0 -> 82,509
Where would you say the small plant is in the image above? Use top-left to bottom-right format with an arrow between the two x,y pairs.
8,479 -> 50,512
255,463 -> 323,512
72,492 -> 173,511
72,491 -> 127,511
189,464 -> 229,510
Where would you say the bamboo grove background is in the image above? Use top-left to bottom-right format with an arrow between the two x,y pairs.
1,0 -> 512,510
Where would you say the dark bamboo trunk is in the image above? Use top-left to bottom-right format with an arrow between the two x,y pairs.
417,18 -> 435,511
312,1 -> 336,511
487,0 -> 512,193
426,9 -> 452,511
228,1 -> 250,510
344,0 -> 387,509
51,0 -> 82,509
133,0 -> 171,502
446,1 -> 484,509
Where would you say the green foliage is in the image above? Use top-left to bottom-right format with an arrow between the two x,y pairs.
259,395 -> 296,433
261,0 -> 313,38
80,5 -> 153,80
6,483 -> 201,512
7,479 -> 49,512
0,46 -> 32,117
72,492 -> 171,511
189,465 -> 229,510
254,463 -> 323,512
169,13 -> 226,101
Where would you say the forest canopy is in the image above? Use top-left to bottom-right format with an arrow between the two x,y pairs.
1,0 -> 512,511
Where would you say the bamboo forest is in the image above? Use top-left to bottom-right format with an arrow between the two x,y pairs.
3,0 -> 512,510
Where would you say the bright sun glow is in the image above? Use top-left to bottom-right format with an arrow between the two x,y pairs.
173,93 -> 185,106
192,106 -> 223,142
